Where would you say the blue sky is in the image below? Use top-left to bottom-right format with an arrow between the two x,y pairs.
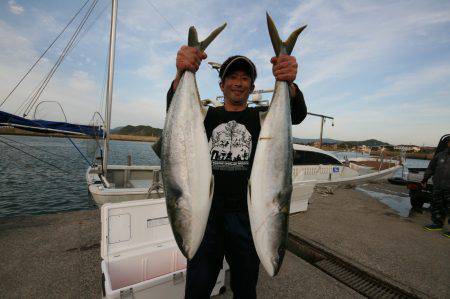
0,0 -> 449,146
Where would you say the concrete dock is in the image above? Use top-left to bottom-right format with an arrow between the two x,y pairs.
288,182 -> 449,298
0,181 -> 449,298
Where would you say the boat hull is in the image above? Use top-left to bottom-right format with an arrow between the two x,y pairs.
87,161 -> 400,212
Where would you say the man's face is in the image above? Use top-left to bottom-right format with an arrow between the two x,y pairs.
447,140 -> 450,148
220,70 -> 254,106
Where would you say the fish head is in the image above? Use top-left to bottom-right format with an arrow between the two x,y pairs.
261,243 -> 286,277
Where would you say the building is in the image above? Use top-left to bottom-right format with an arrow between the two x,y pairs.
394,145 -> 421,152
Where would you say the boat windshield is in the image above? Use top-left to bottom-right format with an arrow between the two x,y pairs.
293,150 -> 342,166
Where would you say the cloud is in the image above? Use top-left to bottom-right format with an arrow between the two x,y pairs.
111,96 -> 166,128
8,0 -> 24,15
69,70 -> 96,92
283,1 -> 450,88
362,63 -> 450,102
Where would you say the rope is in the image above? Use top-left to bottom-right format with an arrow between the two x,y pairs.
65,135 -> 93,166
0,134 -> 93,168
143,0 -> 181,37
0,138 -> 69,174
21,0 -> 99,117
22,0 -> 99,116
0,135 -> 68,159
142,0 -> 222,100
0,0 -> 91,108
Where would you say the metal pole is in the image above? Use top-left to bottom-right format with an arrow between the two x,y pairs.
103,0 -> 118,176
216,89 -> 274,100
319,117 -> 324,148
307,112 -> 334,149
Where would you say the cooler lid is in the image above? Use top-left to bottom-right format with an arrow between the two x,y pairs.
101,198 -> 174,260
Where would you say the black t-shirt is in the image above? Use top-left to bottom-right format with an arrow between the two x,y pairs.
165,82 -> 307,212
204,106 -> 266,211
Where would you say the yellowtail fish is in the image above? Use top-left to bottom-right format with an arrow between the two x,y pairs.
161,23 -> 226,259
248,13 -> 306,276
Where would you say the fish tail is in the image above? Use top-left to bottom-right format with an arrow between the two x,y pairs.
266,12 -> 307,56
188,23 -> 227,51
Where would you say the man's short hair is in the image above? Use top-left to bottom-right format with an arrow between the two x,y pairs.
219,55 -> 257,83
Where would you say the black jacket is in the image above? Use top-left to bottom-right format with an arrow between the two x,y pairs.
423,148 -> 450,189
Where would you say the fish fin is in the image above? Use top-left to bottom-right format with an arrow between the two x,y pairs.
209,175 -> 215,201
188,26 -> 199,48
284,25 -> 307,55
151,136 -> 162,159
266,12 -> 307,56
259,110 -> 268,126
192,75 -> 208,119
188,23 -> 227,51
201,105 -> 209,120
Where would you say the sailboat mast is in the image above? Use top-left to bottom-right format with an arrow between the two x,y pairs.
103,0 -> 118,175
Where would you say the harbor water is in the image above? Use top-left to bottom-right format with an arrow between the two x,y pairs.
0,135 -> 429,218
0,135 -> 160,218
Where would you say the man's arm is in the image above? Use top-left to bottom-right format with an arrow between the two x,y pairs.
166,46 -> 207,111
289,83 -> 307,124
271,54 -> 307,124
422,154 -> 438,183
166,81 -> 176,112
258,83 -> 307,126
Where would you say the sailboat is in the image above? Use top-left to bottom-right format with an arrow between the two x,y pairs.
0,0 -> 104,156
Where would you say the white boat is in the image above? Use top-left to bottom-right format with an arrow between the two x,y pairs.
87,144 -> 402,212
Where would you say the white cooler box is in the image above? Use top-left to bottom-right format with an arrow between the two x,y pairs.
101,198 -> 227,298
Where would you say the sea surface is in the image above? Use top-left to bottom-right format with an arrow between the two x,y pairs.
0,135 -> 160,218
0,135 -> 429,218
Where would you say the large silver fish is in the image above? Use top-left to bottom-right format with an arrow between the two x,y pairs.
161,23 -> 226,259
248,13 -> 306,276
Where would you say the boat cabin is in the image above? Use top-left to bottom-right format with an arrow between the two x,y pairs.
293,144 -> 342,166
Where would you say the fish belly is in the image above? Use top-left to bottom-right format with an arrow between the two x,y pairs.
161,72 -> 213,259
248,82 -> 293,276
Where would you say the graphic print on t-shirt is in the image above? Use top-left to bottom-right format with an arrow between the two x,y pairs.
209,120 -> 252,171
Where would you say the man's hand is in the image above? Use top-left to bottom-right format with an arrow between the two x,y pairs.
271,54 -> 298,97
173,46 -> 207,90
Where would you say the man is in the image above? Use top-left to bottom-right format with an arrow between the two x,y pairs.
422,138 -> 450,237
166,46 -> 307,298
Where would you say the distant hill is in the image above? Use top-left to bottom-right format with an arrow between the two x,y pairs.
110,126 -> 125,133
110,127 -> 389,146
340,139 -> 390,147
293,137 -> 342,144
112,125 -> 162,137
293,137 -> 390,146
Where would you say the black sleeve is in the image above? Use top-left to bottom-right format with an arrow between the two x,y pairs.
290,83 -> 307,125
166,81 -> 176,112
423,154 -> 438,182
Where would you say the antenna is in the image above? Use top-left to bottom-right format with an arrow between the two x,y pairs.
208,62 -> 221,73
